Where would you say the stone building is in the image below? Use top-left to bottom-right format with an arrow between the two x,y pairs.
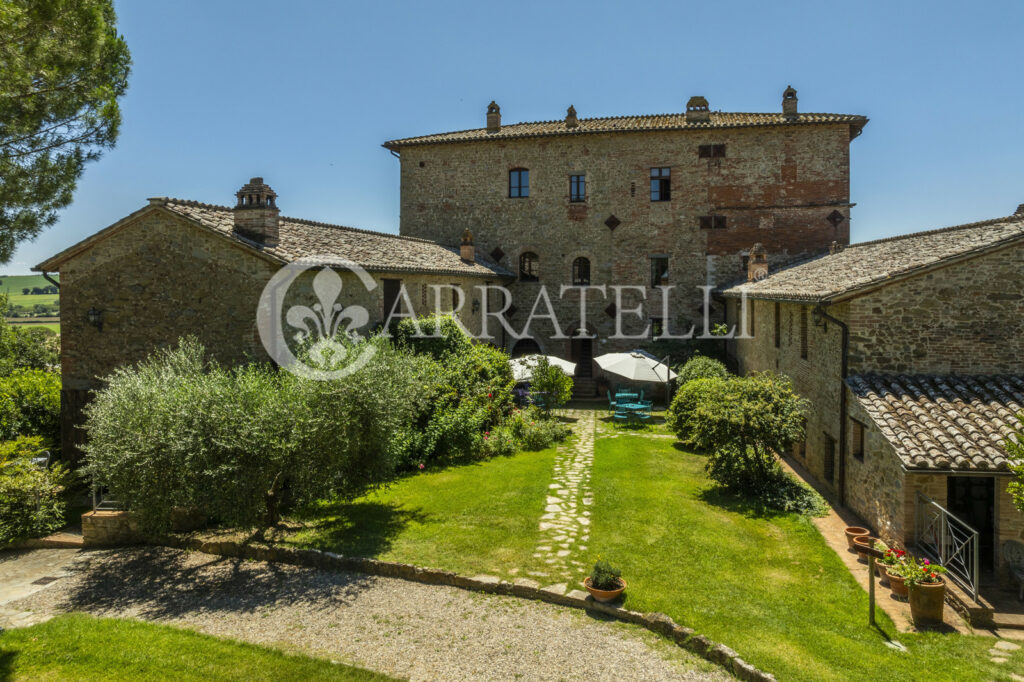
384,89 -> 867,389
722,207 -> 1024,605
35,178 -> 510,458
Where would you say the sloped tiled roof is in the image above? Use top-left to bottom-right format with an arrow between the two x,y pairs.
722,212 -> 1024,302
36,199 -> 512,279
383,111 -> 867,148
847,374 -> 1024,472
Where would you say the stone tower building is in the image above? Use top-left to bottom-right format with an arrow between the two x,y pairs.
384,88 -> 867,372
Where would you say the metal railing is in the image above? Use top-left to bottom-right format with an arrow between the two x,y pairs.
914,492 -> 980,602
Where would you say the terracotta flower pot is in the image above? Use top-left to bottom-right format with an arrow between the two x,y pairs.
584,576 -> 626,603
852,535 -> 878,563
908,578 -> 946,627
844,527 -> 870,549
887,569 -> 909,598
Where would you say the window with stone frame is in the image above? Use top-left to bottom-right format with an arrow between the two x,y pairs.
851,419 -> 865,462
509,168 -> 529,198
698,144 -> 726,159
650,256 -> 669,287
699,215 -> 727,229
650,167 -> 671,201
823,433 -> 836,484
774,301 -> 781,348
572,257 -> 591,285
569,174 -> 586,202
800,307 -> 809,359
519,251 -> 539,281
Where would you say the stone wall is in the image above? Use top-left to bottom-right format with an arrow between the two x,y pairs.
845,241 -> 1024,374
81,510 -> 141,546
844,394 -> 907,545
397,124 -> 855,351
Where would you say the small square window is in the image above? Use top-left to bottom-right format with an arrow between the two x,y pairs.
852,420 -> 865,462
713,215 -> 727,229
650,167 -> 671,201
699,215 -> 727,229
509,169 -> 529,198
569,174 -> 586,202
650,256 -> 669,287
698,144 -> 726,159
650,317 -> 664,339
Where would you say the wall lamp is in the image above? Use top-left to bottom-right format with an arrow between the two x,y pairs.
87,307 -> 103,331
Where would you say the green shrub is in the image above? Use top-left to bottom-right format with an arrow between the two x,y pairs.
0,436 -> 70,545
390,314 -> 472,361
0,369 -> 60,446
589,558 -> 622,590
505,406 -> 572,450
666,376 -> 728,451
83,338 -> 429,532
0,301 -> 59,376
676,355 -> 729,386
529,356 -> 573,410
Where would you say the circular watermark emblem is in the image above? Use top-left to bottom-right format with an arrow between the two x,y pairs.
256,256 -> 379,380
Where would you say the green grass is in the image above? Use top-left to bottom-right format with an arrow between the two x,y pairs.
0,274 -> 58,296
589,433 -> 1022,681
284,446 -> 560,577
7,321 -> 59,332
0,613 -> 393,681
6,293 -> 59,307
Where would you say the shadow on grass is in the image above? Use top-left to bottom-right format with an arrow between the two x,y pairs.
696,486 -> 794,521
289,500 -> 429,558
0,649 -> 15,682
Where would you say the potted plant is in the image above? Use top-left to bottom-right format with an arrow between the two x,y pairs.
852,535 -> 879,562
844,526 -> 870,549
902,557 -> 948,626
584,558 -> 626,603
877,544 -> 906,586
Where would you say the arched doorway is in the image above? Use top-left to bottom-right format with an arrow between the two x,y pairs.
511,337 -> 542,358
568,323 -> 595,377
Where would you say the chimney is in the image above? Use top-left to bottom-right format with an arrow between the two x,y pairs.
747,243 -> 768,282
829,240 -> 845,255
565,105 -> 578,129
782,85 -> 798,116
233,177 -> 280,246
460,228 -> 475,262
486,101 -> 501,132
1015,203 -> 1024,216
685,96 -> 710,123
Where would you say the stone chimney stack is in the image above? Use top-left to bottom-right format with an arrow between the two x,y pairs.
486,101 -> 501,132
747,243 -> 768,282
782,85 -> 798,116
565,105 -> 578,129
685,96 -> 710,123
233,177 -> 279,246
460,228 -> 475,262
1015,203 -> 1024,216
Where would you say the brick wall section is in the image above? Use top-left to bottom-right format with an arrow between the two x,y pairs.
397,124 -> 854,350
845,241 -> 1024,374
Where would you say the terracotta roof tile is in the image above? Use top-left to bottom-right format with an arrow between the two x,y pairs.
722,213 -> 1024,302
847,374 -> 1024,472
383,111 -> 867,148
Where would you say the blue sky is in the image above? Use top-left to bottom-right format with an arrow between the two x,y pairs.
9,0 -> 1024,274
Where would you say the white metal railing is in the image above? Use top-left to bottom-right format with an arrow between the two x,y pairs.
914,492 -> 980,602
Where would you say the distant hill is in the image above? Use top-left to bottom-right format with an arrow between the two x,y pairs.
0,274 -> 59,296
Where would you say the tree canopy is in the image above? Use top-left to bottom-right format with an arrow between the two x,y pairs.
0,0 -> 130,262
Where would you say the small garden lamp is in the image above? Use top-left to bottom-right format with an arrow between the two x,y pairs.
87,307 -> 103,331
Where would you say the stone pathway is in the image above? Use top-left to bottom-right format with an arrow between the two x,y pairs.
0,547 -> 82,630
6,547 -> 728,682
531,409 -> 595,579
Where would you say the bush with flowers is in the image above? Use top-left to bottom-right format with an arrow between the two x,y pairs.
894,556 -> 947,585
877,543 -> 908,569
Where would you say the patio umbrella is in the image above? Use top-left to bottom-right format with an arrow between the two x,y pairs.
594,349 -> 677,383
510,354 -> 577,382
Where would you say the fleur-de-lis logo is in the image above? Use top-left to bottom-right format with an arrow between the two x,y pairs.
257,257 -> 378,380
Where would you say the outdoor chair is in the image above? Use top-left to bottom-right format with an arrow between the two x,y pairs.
531,394 -> 546,410
1004,539 -> 1024,601
607,392 -> 616,414
613,408 -> 630,423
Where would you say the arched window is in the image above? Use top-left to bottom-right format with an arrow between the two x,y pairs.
572,257 -> 590,285
509,168 -> 529,198
519,252 -> 539,282
511,337 -> 542,358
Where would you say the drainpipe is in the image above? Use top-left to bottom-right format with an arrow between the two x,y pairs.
42,272 -> 60,290
813,303 -> 849,506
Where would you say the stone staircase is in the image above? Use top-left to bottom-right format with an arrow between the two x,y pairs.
571,377 -> 598,399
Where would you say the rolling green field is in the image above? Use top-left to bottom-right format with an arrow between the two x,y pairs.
0,273 -> 58,295
1,274 -> 59,327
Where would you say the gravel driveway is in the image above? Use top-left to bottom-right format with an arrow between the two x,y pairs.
8,547 -> 729,681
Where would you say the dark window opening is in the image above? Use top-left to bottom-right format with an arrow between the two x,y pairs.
569,174 -> 586,202
572,257 -> 591,285
800,307 -> 809,359
747,300 -> 755,336
699,215 -> 727,229
698,144 -> 726,158
519,251 -> 539,282
650,256 -> 669,287
509,169 -> 529,198
650,167 -> 671,201
650,317 -> 664,339
852,420 -> 865,462
630,182 -> 636,197
774,302 -> 781,348
823,434 -> 836,484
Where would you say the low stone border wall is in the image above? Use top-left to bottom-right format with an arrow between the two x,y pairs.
155,535 -> 775,681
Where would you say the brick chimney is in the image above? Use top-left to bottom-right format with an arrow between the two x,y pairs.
565,105 -> 578,129
460,228 -> 475,262
1016,203 -> 1024,216
782,85 -> 798,116
747,243 -> 768,282
486,101 -> 501,132
686,96 -> 710,123
233,177 -> 279,246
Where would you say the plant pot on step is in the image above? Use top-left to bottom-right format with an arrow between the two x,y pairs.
908,578 -> 946,627
852,535 -> 878,563
886,569 -> 908,598
844,527 -> 870,549
584,576 -> 626,603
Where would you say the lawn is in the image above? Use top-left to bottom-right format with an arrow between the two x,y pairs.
282,445 -> 560,578
0,613 -> 393,681
7,321 -> 59,333
282,412 -> 1022,681
0,274 -> 58,296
